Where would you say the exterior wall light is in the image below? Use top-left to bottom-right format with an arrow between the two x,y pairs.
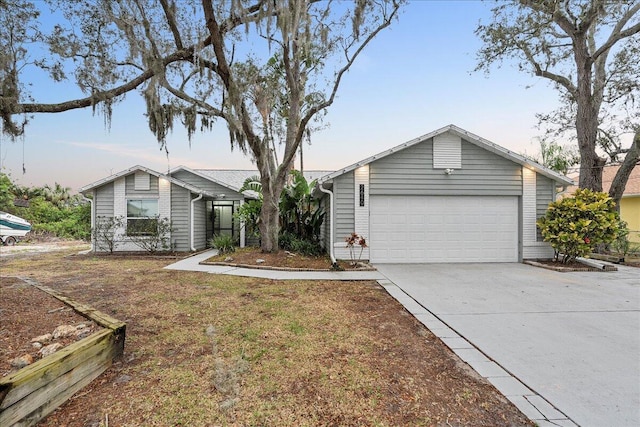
444,169 -> 454,175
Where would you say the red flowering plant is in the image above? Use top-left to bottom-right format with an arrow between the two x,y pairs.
345,232 -> 368,265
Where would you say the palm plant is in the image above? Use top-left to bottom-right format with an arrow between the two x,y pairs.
238,171 -> 325,245
280,170 -> 324,241
42,183 -> 72,208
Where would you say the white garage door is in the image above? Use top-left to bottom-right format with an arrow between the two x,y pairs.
370,196 -> 518,263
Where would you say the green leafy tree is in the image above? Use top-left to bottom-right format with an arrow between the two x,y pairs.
22,197 -> 90,240
539,140 -> 580,176
0,173 -> 90,239
0,173 -> 14,212
476,1 -> 640,205
2,0 -> 402,252
537,189 -> 622,263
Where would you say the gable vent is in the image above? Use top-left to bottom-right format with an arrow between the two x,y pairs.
134,171 -> 151,191
433,133 -> 462,169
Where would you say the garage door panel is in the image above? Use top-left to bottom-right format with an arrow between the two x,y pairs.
370,196 -> 518,263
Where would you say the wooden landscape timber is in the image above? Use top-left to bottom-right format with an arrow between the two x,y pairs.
0,279 -> 125,427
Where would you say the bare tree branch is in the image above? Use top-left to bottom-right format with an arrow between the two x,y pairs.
593,3 -> 640,60
298,0 -> 401,143
159,0 -> 184,50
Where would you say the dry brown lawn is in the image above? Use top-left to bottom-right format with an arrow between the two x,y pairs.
1,248 -> 532,427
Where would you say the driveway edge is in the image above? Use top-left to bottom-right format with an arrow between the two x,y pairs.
377,278 -> 580,427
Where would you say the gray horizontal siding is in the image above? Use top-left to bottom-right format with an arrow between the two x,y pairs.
171,185 -> 190,251
319,195 -> 330,249
536,174 -> 554,241
370,138 -> 522,196
334,172 -> 354,244
171,170 -> 244,199
193,198 -> 207,250
125,173 -> 159,196
95,184 -> 114,218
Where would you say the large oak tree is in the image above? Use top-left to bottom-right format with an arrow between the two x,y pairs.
1,0 -> 401,251
476,0 -> 639,204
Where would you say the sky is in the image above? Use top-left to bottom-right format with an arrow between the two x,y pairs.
0,1 -> 564,192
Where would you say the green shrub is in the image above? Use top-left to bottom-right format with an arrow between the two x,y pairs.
234,199 -> 261,238
210,234 -> 235,255
278,231 -> 295,251
28,201 -> 91,240
537,188 -> 622,263
609,221 -> 632,256
279,231 -> 323,256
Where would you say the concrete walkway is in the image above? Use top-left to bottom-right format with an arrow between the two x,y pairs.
164,249 -> 385,280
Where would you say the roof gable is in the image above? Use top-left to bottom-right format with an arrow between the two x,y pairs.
318,124 -> 574,186
79,165 -> 218,197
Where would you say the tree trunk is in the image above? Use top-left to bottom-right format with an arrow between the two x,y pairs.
259,186 -> 280,252
256,151 -> 289,252
574,36 -> 606,192
609,129 -> 640,210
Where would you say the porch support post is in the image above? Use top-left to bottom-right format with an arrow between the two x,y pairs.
239,199 -> 245,248
190,193 -> 204,251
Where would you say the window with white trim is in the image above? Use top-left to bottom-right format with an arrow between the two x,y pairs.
126,199 -> 159,235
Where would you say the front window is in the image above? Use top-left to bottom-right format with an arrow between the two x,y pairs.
127,199 -> 158,235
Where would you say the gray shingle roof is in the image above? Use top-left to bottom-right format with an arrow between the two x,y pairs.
195,169 -> 333,191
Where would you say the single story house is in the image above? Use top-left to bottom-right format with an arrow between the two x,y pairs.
81,124 -> 573,260
79,165 -> 330,252
314,124 -> 574,263
564,164 -> 640,243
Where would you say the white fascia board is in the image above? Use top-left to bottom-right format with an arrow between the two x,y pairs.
79,164 -> 217,198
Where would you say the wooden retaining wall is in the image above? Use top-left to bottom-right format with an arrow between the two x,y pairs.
0,281 -> 126,427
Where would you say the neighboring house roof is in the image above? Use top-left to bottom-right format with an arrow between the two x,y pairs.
316,124 -> 574,186
604,164 -> 640,196
79,165 -> 219,198
565,164 -> 640,197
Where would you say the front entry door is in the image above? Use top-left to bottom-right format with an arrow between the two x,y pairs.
207,200 -> 239,246
212,203 -> 234,238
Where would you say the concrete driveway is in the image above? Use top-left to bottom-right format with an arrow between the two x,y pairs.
376,263 -> 640,427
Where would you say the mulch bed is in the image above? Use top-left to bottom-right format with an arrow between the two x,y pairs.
0,277 -> 100,377
204,247 -> 374,271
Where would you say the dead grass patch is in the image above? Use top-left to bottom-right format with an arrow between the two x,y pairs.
0,250 -> 532,426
